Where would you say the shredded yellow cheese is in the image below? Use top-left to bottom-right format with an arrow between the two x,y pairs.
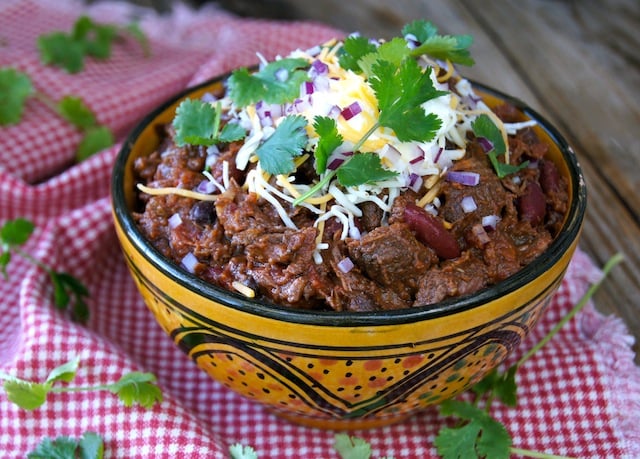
137,184 -> 219,201
232,281 -> 256,298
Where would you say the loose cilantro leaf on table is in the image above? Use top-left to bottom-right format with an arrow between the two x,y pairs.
1,218 -> 90,321
256,115 -> 308,175
27,432 -> 104,459
0,67 -> 34,125
173,99 -> 245,147
435,400 -> 512,459
229,444 -> 259,459
38,15 -> 149,73
228,57 -> 310,107
404,20 -> 475,66
334,434 -> 373,459
0,67 -> 114,160
0,357 -> 163,411
109,371 -> 163,409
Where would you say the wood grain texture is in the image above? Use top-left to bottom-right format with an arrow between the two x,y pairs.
265,0 -> 640,361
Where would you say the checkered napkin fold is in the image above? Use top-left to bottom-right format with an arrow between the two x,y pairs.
1,1 -> 638,457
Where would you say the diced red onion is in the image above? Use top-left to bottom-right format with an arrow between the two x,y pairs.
446,171 -> 480,186
181,252 -> 199,273
342,151 -> 354,157
337,257 -> 355,273
327,158 -> 345,170
383,144 -> 402,164
471,224 -> 491,245
313,75 -> 330,92
327,105 -> 341,119
433,147 -> 444,164
482,214 -> 500,231
527,160 -> 539,169
409,151 -> 425,164
196,180 -> 217,194
404,33 -> 420,49
408,173 -> 423,192
341,102 -> 362,120
168,213 -> 182,229
302,81 -> 315,95
200,92 -> 217,103
274,67 -> 289,82
460,196 -> 477,213
477,137 -> 494,153
310,59 -> 329,77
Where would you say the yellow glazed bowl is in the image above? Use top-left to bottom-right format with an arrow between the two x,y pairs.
111,74 -> 586,430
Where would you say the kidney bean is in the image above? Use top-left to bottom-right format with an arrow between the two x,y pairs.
539,159 -> 561,194
518,181 -> 546,225
404,203 -> 461,259
189,200 -> 217,225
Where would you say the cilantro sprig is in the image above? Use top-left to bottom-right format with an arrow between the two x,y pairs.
173,99 -> 246,147
27,432 -> 104,459
471,114 -> 528,178
434,253 -> 624,459
0,357 -> 163,411
1,218 -> 90,322
228,57 -> 310,107
37,15 -> 150,74
403,20 -> 475,66
0,67 -> 114,161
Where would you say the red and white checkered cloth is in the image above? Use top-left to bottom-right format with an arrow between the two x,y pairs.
1,1 -> 639,457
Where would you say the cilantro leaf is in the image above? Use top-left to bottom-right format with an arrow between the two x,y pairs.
312,116 -> 343,174
3,379 -> 49,410
108,371 -> 163,409
0,217 -> 35,247
219,122 -> 246,143
358,37 -> 411,77
173,98 -> 218,147
78,432 -> 104,459
370,59 -> 446,142
37,32 -> 85,73
27,432 -> 104,459
473,366 -> 518,408
338,35 -> 378,72
404,20 -> 475,66
471,114 -> 527,178
334,434 -> 372,459
45,357 -> 80,385
71,16 -> 117,59
228,57 -> 310,107
173,99 -> 246,147
37,16 -> 149,74
57,96 -> 97,129
436,400 -> 512,459
229,443 -> 259,459
0,67 -> 34,125
27,435 -> 79,459
256,115 -> 308,175
471,114 -> 506,155
337,153 -> 398,187
76,125 -> 114,161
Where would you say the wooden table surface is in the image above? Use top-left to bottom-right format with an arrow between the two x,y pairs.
234,0 -> 638,362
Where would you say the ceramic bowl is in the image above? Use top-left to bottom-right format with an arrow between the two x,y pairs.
111,74 -> 586,430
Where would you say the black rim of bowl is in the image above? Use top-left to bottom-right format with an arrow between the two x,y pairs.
112,74 -> 587,327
